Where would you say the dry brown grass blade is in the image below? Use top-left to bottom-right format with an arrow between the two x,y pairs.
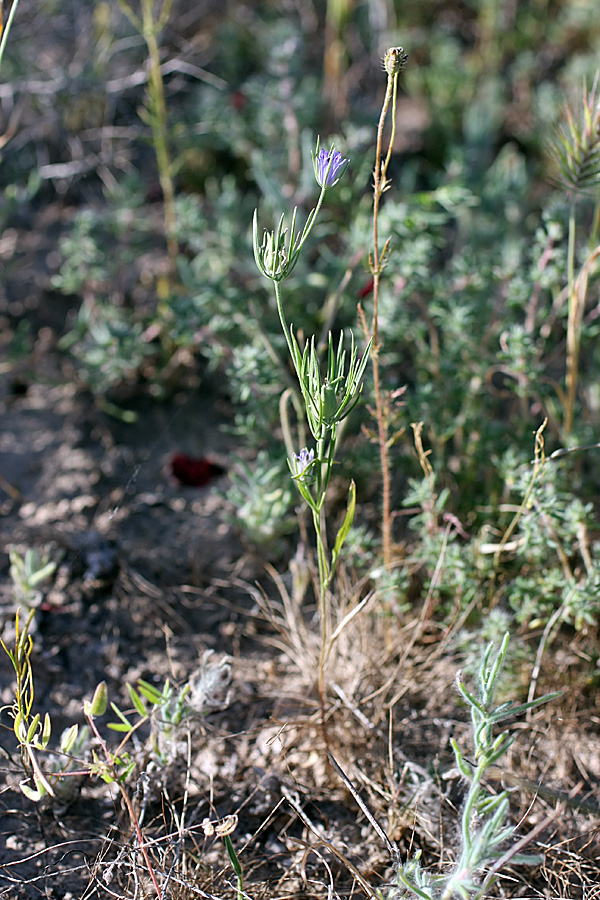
328,753 -> 401,871
282,785 -> 382,900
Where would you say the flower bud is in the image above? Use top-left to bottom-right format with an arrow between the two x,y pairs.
321,381 -> 341,424
84,681 -> 108,718
291,447 -> 315,481
260,229 -> 288,279
313,146 -> 348,188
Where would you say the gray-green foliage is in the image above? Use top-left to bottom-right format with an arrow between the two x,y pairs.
392,635 -> 559,900
42,4 -> 600,634
9,547 -> 57,617
226,452 -> 295,551
506,462 -> 600,629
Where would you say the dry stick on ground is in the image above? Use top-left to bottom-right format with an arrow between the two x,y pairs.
282,784 -> 383,900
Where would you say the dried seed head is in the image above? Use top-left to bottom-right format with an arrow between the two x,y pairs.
383,47 -> 408,77
548,76 -> 600,196
202,814 -> 238,837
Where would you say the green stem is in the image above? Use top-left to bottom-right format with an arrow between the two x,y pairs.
274,281 -> 295,363
294,183 -> 328,261
0,0 -> 22,72
381,74 -> 399,193
460,769 -> 482,859
312,509 -> 330,597
313,505 -> 331,756
141,0 -> 177,278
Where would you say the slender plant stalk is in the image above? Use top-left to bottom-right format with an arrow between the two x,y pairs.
371,83 -> 393,570
563,212 -> 600,436
0,0 -> 22,72
323,0 -> 351,120
314,494 -> 333,752
368,49 -> 406,570
118,0 -> 178,278
141,0 -> 177,273
564,239 -> 600,436
491,418 -> 547,580
548,78 -> 600,434
275,277 -> 334,749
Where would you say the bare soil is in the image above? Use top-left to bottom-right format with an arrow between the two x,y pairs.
1,235 -> 600,897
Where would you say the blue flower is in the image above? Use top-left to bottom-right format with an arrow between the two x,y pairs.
315,148 -> 348,188
291,447 -> 315,481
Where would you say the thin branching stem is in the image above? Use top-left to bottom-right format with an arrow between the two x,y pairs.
370,67 -> 399,569
85,712 -> 162,896
257,143 -> 365,762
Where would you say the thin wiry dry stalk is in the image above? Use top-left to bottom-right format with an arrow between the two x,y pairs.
366,48 -> 407,571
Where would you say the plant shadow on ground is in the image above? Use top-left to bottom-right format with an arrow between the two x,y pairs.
2,1 -> 600,898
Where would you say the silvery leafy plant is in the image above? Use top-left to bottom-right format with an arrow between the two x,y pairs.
334,635 -> 559,900
396,635 -> 559,899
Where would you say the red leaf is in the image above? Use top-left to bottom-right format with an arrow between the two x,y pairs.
231,91 -> 247,111
168,454 -> 225,487
357,278 -> 374,298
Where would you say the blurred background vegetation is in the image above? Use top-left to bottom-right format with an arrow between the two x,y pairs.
2,0 -> 600,642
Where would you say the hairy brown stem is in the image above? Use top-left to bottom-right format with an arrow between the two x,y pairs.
370,67 -> 397,570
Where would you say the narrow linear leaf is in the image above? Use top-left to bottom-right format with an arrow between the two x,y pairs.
224,834 -> 243,878
332,480 -> 356,567
41,712 -> 51,748
127,683 -> 147,717
26,713 -> 40,744
109,702 -> 131,726
137,678 -> 165,705
60,724 -> 79,754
